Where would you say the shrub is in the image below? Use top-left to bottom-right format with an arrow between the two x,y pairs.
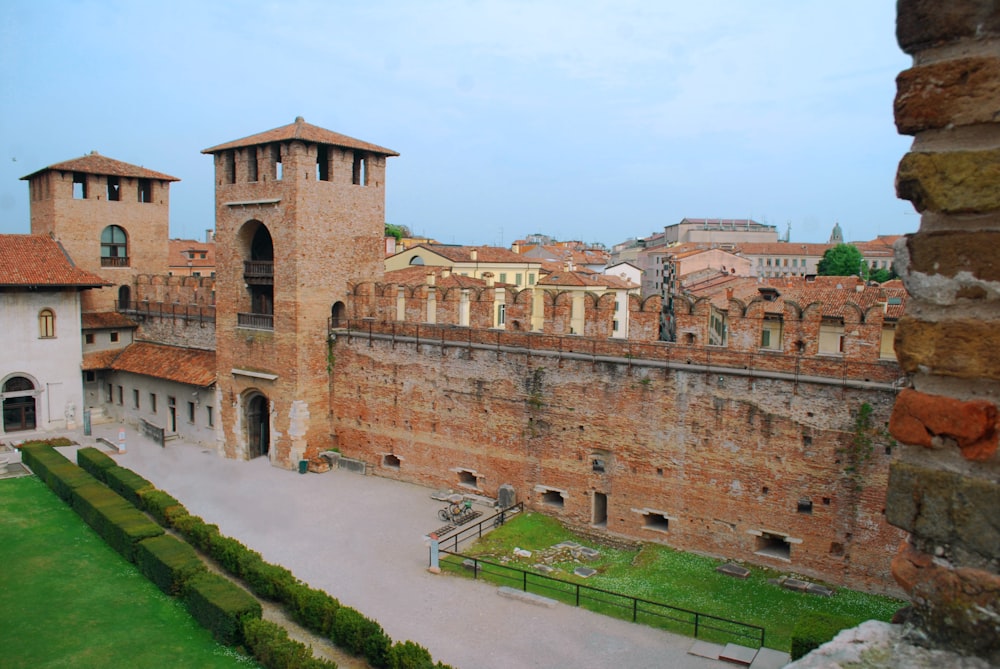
363,627 -> 391,668
135,534 -> 206,596
791,612 -> 853,660
104,465 -> 155,507
174,514 -> 220,553
76,446 -> 118,483
48,462 -> 99,503
286,584 -> 341,636
243,557 -> 299,602
386,641 -> 434,669
184,572 -> 261,646
330,606 -> 367,655
242,617 -> 338,669
136,488 -> 185,526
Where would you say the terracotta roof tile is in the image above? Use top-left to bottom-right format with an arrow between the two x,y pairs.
203,117 -> 399,156
20,151 -> 179,182
81,312 -> 137,329
169,238 -> 216,269
110,342 -> 215,387
0,235 -> 109,287
410,244 -> 534,265
82,349 -> 123,371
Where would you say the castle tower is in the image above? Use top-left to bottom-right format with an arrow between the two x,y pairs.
203,117 -> 397,466
20,152 -> 177,312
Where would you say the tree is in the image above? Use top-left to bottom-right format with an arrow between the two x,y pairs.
384,223 -> 409,242
817,244 -> 866,277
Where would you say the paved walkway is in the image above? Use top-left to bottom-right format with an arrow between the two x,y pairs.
15,424 -> 731,669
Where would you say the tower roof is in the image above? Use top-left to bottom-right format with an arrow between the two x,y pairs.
202,117 -> 399,156
20,151 -> 179,182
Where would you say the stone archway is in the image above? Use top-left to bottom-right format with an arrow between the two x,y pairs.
246,392 -> 270,459
2,376 -> 37,432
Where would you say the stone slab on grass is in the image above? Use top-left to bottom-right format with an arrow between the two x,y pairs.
716,563 -> 751,579
573,566 -> 597,578
720,642 -> 758,666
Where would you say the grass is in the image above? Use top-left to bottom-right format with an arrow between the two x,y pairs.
446,512 -> 904,651
0,475 -> 258,669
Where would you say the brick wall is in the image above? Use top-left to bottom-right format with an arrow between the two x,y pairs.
330,334 -> 905,594
887,1 -> 1000,662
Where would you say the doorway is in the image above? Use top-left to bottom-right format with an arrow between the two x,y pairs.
2,376 -> 37,432
593,492 -> 608,527
247,393 -> 270,459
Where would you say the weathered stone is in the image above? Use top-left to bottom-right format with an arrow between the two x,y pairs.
886,461 -> 1000,561
891,542 -> 1000,663
895,318 -> 1000,390
716,563 -> 751,579
906,230 -> 1000,283
896,58 -> 1000,135
896,0 -> 1000,54
896,150 -> 1000,214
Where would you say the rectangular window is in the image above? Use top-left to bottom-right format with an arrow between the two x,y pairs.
187,401 -> 196,423
85,333 -> 95,344
709,306 -> 728,346
528,274 -> 536,285
499,273 -> 507,283
316,145 -> 330,181
880,326 -> 896,360
497,303 -> 506,326
117,386 -> 123,405
761,315 -> 783,350
352,153 -> 367,185
150,393 -> 157,413
110,332 -> 120,343
515,273 -> 523,286
206,405 -> 214,427
132,389 -> 140,409
106,384 -> 113,403
39,309 -> 54,338
73,173 -> 87,199
137,178 -> 152,203
107,176 -> 120,201
819,318 -> 845,355
272,144 -> 282,181
224,150 -> 236,184
247,146 -> 258,182
84,371 -> 96,383
612,320 -> 619,332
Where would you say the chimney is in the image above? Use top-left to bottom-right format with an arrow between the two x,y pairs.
726,287 -> 734,300
484,272 -> 495,287
470,249 -> 478,261
426,272 -> 436,287
206,229 -> 214,243
441,268 -> 451,278
511,243 -> 520,254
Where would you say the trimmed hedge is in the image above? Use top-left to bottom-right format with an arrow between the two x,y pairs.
70,482 -> 164,562
286,584 -> 340,636
135,534 -> 206,596
20,445 -> 93,501
387,641 -> 445,669
790,612 -> 853,660
104,465 -> 155,507
184,572 -> 261,646
331,606 -> 390,667
76,446 -> 118,483
136,488 -> 184,526
242,617 -> 338,669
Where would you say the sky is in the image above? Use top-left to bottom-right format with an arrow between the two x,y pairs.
0,1 -> 915,249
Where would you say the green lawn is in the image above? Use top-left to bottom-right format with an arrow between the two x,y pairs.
0,475 -> 258,669
448,512 -> 904,651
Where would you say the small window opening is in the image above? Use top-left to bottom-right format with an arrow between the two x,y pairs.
822,497 -> 831,505
247,146 -> 258,182
206,405 -> 213,426
795,340 -> 806,354
458,470 -> 478,487
105,384 -> 113,403
643,512 -> 670,532
540,489 -> 565,508
656,467 -> 664,477
106,176 -> 120,201
684,333 -> 695,345
137,178 -> 152,203
84,371 -> 96,383
592,458 -> 605,473
317,145 -> 330,181
352,153 -> 367,185
73,173 -> 87,199
132,389 -> 140,409
110,331 -> 120,343
223,151 -> 236,184
187,401 -> 196,423
761,486 -> 769,495
383,454 -> 401,469
797,499 -> 813,514
274,146 -> 283,181
150,393 -> 157,413
117,386 -> 123,405
802,435 -> 812,446
755,532 -> 791,560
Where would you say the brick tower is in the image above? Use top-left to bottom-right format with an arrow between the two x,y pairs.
20,152 -> 177,312
203,117 -> 397,466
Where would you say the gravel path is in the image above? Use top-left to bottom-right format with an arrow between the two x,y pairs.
85,424 -> 725,669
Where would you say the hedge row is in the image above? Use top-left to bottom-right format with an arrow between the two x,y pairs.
186,572 -> 262,646
76,446 -> 117,481
243,618 -> 338,669
135,534 -> 206,596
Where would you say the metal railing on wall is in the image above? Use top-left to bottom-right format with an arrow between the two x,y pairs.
117,300 -> 216,323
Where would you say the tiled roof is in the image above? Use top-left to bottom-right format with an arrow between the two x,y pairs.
686,275 -> 908,315
733,242 -> 834,256
82,349 -> 123,371
0,235 -> 108,287
384,266 -> 502,289
81,312 -> 137,329
20,151 -> 179,182
110,342 -> 216,387
409,244 -> 535,265
539,270 -> 637,290
203,117 -> 399,156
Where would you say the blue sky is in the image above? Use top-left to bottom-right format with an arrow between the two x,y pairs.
0,1 -> 914,248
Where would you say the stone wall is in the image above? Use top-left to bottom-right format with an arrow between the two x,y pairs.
886,1 -> 1000,662
330,332 -> 906,595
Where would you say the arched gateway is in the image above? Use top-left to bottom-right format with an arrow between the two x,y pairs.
246,393 -> 270,459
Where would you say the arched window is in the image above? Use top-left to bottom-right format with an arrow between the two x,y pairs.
409,255 -> 425,266
101,225 -> 128,267
118,285 -> 131,311
38,309 -> 55,338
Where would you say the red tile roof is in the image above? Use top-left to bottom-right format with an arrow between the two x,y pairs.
81,312 -> 137,329
109,342 -> 216,387
169,239 -> 216,270
0,235 -> 109,287
20,151 -> 179,182
385,266 -> 496,289
685,275 -> 907,316
405,244 -> 534,265
538,270 -> 637,290
203,117 -> 399,156
82,349 -> 123,371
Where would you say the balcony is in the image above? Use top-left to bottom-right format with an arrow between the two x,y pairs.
238,312 -> 273,330
244,260 -> 274,284
101,256 -> 129,268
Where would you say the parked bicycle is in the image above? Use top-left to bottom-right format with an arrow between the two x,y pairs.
438,494 -> 472,522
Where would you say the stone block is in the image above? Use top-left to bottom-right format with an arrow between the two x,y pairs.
906,230 -> 1000,283
896,0 -> 1000,54
886,461 -> 1000,561
896,149 -> 1000,214
895,319 -> 1000,390
891,542 -> 1000,663
896,57 -> 1000,134
716,563 -> 751,579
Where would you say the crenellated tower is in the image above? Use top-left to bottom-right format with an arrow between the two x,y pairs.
203,117 -> 397,465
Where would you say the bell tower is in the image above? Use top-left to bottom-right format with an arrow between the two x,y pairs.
203,117 -> 397,465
